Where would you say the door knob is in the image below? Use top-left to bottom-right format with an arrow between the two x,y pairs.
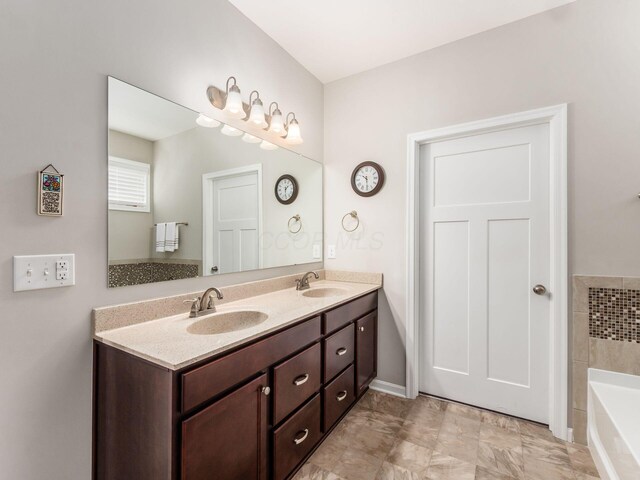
533,284 -> 547,295
211,266 -> 219,273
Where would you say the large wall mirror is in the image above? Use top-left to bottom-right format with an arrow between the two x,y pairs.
108,77 -> 323,287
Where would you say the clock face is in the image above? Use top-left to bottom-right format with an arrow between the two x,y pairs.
275,175 -> 298,204
351,162 -> 384,197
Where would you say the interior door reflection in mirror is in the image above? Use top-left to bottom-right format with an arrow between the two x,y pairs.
108,77 -> 322,288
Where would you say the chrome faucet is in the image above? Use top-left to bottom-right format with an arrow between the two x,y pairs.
296,271 -> 319,291
185,287 -> 224,318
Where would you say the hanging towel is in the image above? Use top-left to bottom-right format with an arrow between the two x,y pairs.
155,223 -> 166,252
165,222 -> 178,252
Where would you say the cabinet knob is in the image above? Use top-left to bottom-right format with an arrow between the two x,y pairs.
261,386 -> 271,396
359,326 -> 365,332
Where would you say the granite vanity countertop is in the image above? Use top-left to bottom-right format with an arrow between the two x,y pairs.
94,279 -> 381,370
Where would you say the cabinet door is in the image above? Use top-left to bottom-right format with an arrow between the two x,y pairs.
182,374 -> 269,480
356,312 -> 377,395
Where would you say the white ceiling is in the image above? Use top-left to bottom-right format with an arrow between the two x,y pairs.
108,77 -> 197,141
229,0 -> 576,83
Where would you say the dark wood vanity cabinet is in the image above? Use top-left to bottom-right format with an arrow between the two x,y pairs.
182,373 -> 269,480
356,311 -> 377,395
93,290 -> 378,480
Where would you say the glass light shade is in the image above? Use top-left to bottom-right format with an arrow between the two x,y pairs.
195,114 -> 220,128
285,119 -> 303,145
248,99 -> 268,128
223,85 -> 245,119
268,110 -> 286,136
220,124 -> 243,137
242,133 -> 261,144
260,140 -> 278,150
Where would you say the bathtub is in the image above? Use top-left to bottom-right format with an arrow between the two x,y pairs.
588,368 -> 640,480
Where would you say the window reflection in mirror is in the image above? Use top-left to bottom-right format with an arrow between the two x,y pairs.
107,77 -> 322,288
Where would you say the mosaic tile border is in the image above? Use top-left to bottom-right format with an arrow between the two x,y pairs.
108,262 -> 199,288
588,287 -> 640,343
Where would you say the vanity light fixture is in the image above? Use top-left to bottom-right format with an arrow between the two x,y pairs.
195,114 -> 220,128
206,77 -> 305,145
220,124 -> 243,137
260,140 -> 278,150
267,102 -> 286,136
242,133 -> 262,144
248,91 -> 268,128
284,112 -> 304,145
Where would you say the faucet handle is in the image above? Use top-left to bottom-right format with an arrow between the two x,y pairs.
183,297 -> 201,317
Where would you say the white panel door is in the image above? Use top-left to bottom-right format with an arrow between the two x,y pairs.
208,170 -> 259,274
419,123 -> 550,423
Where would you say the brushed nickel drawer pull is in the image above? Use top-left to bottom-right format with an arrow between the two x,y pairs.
293,428 -> 309,445
336,391 -> 348,402
336,347 -> 348,356
293,374 -> 309,386
359,326 -> 365,332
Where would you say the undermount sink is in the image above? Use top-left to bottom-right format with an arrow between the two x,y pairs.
187,310 -> 268,335
302,287 -> 348,298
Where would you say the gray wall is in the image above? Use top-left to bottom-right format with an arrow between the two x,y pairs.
0,1 -> 323,478
324,0 -> 640,387
108,130 -> 154,261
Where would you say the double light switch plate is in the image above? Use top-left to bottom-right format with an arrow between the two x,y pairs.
13,254 -> 75,291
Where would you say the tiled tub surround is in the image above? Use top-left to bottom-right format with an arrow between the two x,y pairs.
108,261 -> 199,287
93,270 -> 382,369
572,275 -> 640,445
294,390 -> 600,480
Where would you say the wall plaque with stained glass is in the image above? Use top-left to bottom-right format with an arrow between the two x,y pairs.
37,164 -> 64,216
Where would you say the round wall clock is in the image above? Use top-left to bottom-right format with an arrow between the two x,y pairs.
275,174 -> 298,204
351,161 -> 385,197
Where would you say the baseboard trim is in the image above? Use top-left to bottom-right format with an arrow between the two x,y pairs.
369,379 -> 407,398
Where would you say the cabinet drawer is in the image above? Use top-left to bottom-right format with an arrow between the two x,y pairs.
323,291 -> 377,334
273,394 -> 321,480
323,323 -> 354,382
323,364 -> 355,432
273,342 -> 321,424
181,316 -> 321,412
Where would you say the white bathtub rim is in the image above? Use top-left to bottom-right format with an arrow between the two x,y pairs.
589,367 -> 640,390
588,368 -> 640,480
588,369 -> 640,466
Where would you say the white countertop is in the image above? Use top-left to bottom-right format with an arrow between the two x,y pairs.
94,280 -> 380,370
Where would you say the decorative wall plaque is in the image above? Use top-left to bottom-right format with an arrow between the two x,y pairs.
37,164 -> 64,216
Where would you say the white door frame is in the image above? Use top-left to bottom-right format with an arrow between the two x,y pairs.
406,104 -> 568,439
202,164 -> 263,275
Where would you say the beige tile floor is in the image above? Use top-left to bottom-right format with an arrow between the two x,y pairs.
294,391 -> 600,480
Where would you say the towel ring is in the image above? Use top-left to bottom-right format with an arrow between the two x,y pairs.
341,211 -> 359,232
288,214 -> 302,234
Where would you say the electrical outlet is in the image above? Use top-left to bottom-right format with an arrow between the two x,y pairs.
327,245 -> 336,259
56,270 -> 68,280
56,260 -> 69,270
